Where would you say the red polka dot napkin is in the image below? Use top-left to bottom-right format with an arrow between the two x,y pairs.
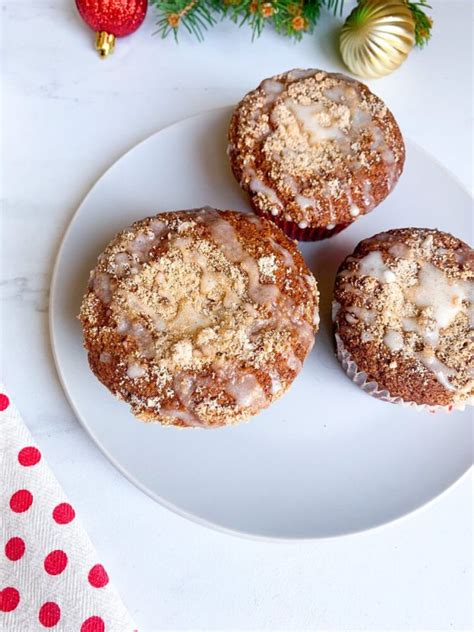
1,388 -> 137,631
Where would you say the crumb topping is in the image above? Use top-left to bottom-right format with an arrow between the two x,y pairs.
334,228 -> 474,408
257,254 -> 277,281
229,69 -> 405,227
80,208 -> 319,427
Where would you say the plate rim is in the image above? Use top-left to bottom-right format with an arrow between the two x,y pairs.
49,106 -> 474,542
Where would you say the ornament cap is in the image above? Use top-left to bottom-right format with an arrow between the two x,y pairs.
95,31 -> 116,58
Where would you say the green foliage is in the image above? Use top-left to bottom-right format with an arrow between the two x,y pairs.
407,1 -> 433,47
153,0 -> 216,41
149,0 -> 433,44
150,0 -> 345,41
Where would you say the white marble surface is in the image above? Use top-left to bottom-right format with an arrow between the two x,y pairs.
1,1 -> 472,629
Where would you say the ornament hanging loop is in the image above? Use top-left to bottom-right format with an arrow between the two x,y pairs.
95,31 -> 116,58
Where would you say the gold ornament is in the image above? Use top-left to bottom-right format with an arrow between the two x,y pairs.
340,0 -> 415,79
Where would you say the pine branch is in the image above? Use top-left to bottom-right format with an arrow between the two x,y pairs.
152,0 -> 217,41
323,0 -> 344,17
150,0 -> 433,46
406,1 -> 433,47
151,0 -> 344,40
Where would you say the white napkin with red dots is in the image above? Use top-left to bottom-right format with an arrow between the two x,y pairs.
0,386 -> 137,631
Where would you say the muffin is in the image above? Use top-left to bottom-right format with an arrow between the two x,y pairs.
228,68 -> 405,241
79,208 -> 319,428
333,228 -> 473,412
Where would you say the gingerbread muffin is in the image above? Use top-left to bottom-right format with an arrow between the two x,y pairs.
228,68 -> 405,241
333,228 -> 473,412
79,208 -> 319,428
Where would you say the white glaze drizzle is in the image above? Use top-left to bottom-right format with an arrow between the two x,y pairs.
362,180 -> 374,209
286,100 -> 345,143
358,251 -> 396,284
92,272 -> 112,303
261,79 -> 285,105
269,372 -> 283,395
347,306 -> 376,325
407,261 -> 471,330
351,246 -> 473,394
383,330 -> 404,352
287,68 -> 319,81
349,206 -> 360,217
417,353 -> 456,391
127,363 -> 146,379
226,373 -> 267,409
244,168 -> 283,214
160,408 -> 200,426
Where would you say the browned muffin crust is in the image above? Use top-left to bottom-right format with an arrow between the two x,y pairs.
333,228 -> 473,409
228,68 -> 405,231
79,208 -> 319,427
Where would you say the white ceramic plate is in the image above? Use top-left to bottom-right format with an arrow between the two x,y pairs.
50,108 -> 473,539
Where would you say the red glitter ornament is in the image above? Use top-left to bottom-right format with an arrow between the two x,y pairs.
75,0 -> 147,57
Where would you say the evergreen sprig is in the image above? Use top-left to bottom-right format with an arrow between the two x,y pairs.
150,0 -> 345,41
407,1 -> 433,47
150,0 -> 432,44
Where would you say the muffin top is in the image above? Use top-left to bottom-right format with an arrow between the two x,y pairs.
333,228 -> 473,409
79,208 -> 319,427
228,69 -> 405,229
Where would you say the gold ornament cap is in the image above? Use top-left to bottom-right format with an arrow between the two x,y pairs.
95,31 -> 116,58
340,0 -> 415,79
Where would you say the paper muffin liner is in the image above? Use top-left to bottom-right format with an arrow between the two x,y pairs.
251,204 -> 351,241
334,332 -> 465,414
